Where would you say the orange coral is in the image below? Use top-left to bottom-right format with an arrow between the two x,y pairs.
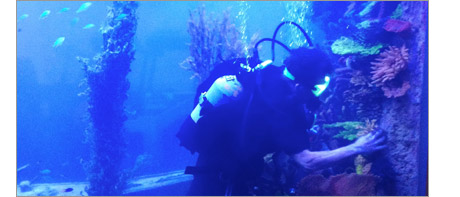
370,45 -> 409,86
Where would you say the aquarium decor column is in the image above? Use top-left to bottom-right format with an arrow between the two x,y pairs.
81,1 -> 138,196
380,2 -> 427,196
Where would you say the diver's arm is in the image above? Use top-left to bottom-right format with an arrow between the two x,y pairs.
293,130 -> 386,171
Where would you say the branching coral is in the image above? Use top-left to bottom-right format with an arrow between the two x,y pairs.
181,6 -> 256,82
371,45 -> 411,98
323,121 -> 363,141
324,119 -> 377,141
356,119 -> 377,137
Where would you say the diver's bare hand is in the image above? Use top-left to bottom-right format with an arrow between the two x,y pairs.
352,130 -> 387,155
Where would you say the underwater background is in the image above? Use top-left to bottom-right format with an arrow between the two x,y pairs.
17,1 -> 428,196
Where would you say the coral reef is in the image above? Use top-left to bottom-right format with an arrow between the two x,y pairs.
78,2 -> 138,195
181,6 -> 256,82
331,36 -> 383,56
379,2 -> 427,195
296,173 -> 379,196
383,19 -> 411,33
371,45 -> 410,98
311,1 -> 426,195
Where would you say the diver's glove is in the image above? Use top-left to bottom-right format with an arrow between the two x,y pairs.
190,75 -> 243,123
205,75 -> 243,107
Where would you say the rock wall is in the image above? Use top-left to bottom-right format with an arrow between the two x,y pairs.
380,1 -> 427,196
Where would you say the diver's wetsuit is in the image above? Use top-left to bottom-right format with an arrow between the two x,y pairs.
177,65 -> 312,196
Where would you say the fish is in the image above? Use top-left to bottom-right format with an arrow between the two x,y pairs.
53,37 -> 65,48
40,169 -> 51,174
17,164 -> 30,172
115,13 -> 128,21
76,2 -> 92,14
82,24 -> 95,29
18,28 -> 22,32
58,8 -> 70,14
17,14 -> 29,22
39,10 -> 51,20
71,17 -> 80,26
62,188 -> 73,192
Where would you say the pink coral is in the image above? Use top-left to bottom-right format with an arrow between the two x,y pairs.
384,19 -> 411,33
296,173 -> 379,196
382,80 -> 411,98
370,45 -> 410,98
371,45 -> 409,86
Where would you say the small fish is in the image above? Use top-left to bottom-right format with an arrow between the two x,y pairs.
82,24 -> 95,29
40,169 -> 51,174
115,13 -> 128,21
18,28 -> 22,32
58,7 -> 70,14
76,2 -> 92,14
71,17 -> 80,26
62,188 -> 73,192
17,164 -> 30,172
53,37 -> 65,48
39,10 -> 51,20
17,14 -> 29,22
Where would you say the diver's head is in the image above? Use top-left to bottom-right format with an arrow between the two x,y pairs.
283,47 -> 333,111
283,47 -> 333,89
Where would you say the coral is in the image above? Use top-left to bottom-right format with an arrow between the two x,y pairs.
350,70 -> 371,86
371,45 -> 408,86
78,2 -> 138,196
354,154 -> 372,175
356,119 -> 377,137
390,3 -> 403,19
296,173 -> 379,196
356,19 -> 378,29
324,119 -> 377,141
296,174 -> 330,196
329,173 -> 379,196
382,80 -> 411,98
181,6 -> 256,82
371,45 -> 410,98
359,1 -> 378,17
383,19 -> 411,33
331,36 -> 383,56
323,121 -> 362,141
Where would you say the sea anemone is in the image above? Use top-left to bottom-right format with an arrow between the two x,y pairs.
370,45 -> 409,86
370,45 -> 410,98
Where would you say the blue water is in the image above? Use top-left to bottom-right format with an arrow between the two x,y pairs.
16,0 -> 300,185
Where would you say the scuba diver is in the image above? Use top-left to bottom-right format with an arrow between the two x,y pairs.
176,22 -> 386,196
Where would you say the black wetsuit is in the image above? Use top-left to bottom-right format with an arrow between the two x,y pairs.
177,64 -> 313,196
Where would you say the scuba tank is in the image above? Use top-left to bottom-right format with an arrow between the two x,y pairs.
194,21 -> 314,106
